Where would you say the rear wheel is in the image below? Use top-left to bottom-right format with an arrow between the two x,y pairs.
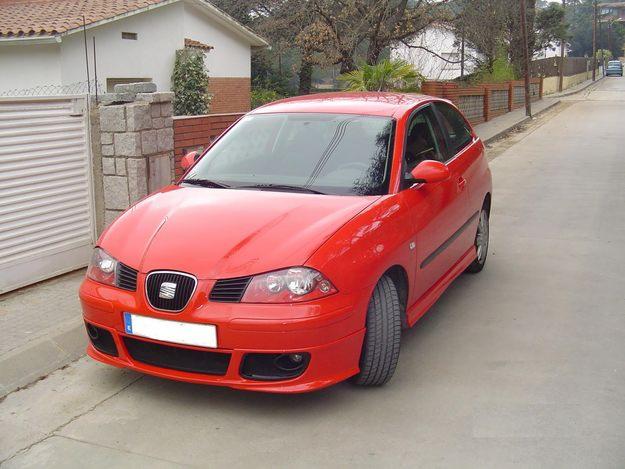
352,275 -> 402,386
465,207 -> 489,274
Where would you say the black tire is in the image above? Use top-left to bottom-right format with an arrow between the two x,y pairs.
465,206 -> 490,274
352,275 -> 402,386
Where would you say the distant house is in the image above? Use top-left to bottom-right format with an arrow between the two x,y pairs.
600,2 -> 625,22
392,25 -> 477,80
0,0 -> 268,113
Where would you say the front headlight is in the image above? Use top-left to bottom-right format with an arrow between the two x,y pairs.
86,247 -> 118,286
241,267 -> 337,303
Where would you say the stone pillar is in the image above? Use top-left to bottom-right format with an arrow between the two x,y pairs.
98,83 -> 174,227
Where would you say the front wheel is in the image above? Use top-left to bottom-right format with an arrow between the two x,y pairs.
352,275 -> 402,386
465,207 -> 489,274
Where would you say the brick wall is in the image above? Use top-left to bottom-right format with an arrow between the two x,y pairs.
422,78 -> 543,125
208,78 -> 251,114
172,112 -> 244,178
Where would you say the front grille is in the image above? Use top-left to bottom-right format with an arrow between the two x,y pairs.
209,276 -> 252,303
146,271 -> 196,312
116,263 -> 138,291
123,337 -> 230,375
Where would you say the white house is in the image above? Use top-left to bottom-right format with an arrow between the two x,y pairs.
0,0 -> 268,113
393,25 -> 477,80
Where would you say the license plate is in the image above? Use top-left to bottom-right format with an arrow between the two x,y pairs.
123,313 -> 217,348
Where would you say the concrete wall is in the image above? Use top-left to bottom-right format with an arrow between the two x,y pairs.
60,3 -> 184,93
183,3 -> 251,78
0,44 -> 62,93
542,68 -> 597,95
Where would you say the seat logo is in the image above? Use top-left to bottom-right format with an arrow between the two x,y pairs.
159,282 -> 177,299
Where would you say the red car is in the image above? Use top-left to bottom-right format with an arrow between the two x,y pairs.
80,92 -> 492,393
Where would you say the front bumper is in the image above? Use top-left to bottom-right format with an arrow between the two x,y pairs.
80,277 -> 368,393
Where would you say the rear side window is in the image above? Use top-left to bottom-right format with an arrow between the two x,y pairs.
434,102 -> 473,157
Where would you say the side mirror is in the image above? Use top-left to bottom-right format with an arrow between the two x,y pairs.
180,151 -> 200,171
410,160 -> 450,184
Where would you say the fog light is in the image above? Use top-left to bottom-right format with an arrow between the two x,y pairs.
289,353 -> 304,363
275,353 -> 307,372
86,323 -> 99,340
240,352 -> 310,381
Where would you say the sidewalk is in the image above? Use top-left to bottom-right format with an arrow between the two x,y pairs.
475,76 -> 604,144
0,270 -> 86,396
0,76 -> 604,397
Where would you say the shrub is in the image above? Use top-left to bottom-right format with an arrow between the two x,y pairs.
172,48 -> 211,116
471,56 -> 517,84
251,88 -> 284,108
338,59 -> 424,92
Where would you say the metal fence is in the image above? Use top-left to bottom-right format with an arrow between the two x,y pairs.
0,79 -> 104,97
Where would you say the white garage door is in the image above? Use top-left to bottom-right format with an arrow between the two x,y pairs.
0,96 -> 95,294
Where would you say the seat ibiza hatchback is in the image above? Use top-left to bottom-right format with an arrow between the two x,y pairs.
81,92 -> 492,393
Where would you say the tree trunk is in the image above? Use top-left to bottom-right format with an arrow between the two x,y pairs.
367,41 -> 383,65
340,54 -> 356,74
298,60 -> 313,95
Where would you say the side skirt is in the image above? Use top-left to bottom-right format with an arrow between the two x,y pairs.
406,246 -> 476,327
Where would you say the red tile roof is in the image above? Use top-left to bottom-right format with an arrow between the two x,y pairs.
0,0 -> 168,37
184,38 -> 213,51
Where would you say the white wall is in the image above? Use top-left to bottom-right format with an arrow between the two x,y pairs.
60,2 -> 184,92
0,1 -> 253,94
183,3 -> 251,78
0,44 -> 62,93
393,26 -> 476,80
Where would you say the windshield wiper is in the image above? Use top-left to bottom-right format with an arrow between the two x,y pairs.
236,183 -> 325,195
182,178 -> 230,189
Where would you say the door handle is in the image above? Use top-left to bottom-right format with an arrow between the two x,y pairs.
457,177 -> 467,191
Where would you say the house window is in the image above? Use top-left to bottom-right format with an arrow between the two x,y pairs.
122,32 -> 138,40
106,78 -> 152,92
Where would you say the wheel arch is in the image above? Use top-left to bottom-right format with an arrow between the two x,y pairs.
483,192 -> 492,214
383,265 -> 409,329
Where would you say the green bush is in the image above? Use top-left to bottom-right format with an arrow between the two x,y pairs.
251,88 -> 284,108
471,56 -> 517,84
172,48 -> 211,116
338,59 -> 424,92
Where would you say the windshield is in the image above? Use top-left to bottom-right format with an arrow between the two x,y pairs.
183,113 -> 395,196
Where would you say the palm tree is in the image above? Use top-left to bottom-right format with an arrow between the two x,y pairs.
338,59 -> 424,92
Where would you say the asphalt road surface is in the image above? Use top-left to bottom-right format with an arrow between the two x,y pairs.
2,77 -> 625,468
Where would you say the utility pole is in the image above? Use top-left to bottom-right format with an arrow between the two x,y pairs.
592,0 -> 597,81
558,0 -> 566,92
520,0 -> 532,117
460,27 -> 466,79
599,11 -> 604,75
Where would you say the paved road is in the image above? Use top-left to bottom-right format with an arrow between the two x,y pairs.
2,77 -> 625,468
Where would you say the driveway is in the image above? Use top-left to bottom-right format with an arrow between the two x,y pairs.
2,77 -> 625,468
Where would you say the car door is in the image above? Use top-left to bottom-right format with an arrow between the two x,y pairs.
433,101 -> 485,237
399,104 -> 471,302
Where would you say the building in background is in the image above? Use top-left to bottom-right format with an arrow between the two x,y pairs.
0,0 -> 268,113
392,25 -> 477,80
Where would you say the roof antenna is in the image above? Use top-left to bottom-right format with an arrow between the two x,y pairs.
82,15 -> 91,95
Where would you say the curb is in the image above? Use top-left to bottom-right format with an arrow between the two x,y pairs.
482,100 -> 562,145
0,318 -> 86,398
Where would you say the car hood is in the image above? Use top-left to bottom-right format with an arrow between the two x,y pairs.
100,186 -> 377,279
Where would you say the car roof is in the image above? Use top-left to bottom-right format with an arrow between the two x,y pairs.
249,92 -> 435,118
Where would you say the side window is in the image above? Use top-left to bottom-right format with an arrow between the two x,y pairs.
434,102 -> 473,158
403,107 -> 445,180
